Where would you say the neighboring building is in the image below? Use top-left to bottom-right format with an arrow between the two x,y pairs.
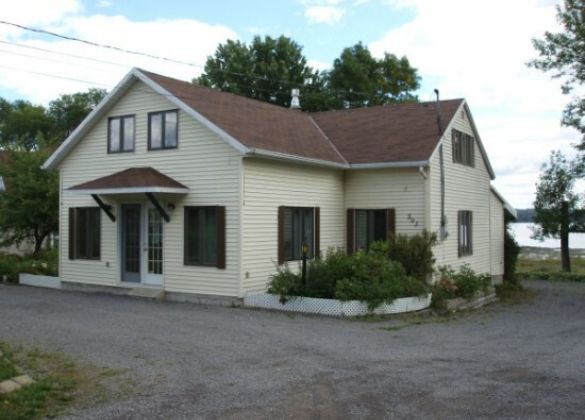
43,68 -> 515,302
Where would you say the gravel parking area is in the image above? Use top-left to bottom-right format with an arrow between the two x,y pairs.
1,280 -> 584,419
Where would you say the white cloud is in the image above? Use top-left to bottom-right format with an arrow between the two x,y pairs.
0,9 -> 237,104
305,6 -> 346,24
307,58 -> 330,72
97,0 -> 113,8
370,0 -> 574,208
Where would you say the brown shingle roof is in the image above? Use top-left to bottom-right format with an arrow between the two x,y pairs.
68,167 -> 188,191
312,99 -> 464,164
141,70 -> 346,164
141,70 -> 464,166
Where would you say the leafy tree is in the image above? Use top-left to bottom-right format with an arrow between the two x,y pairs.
47,88 -> 107,143
532,150 -> 580,271
0,149 -> 59,257
329,42 -> 420,108
198,35 -> 318,108
529,0 -> 585,146
0,100 -> 52,151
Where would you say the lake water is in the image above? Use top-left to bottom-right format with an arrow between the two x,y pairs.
510,223 -> 585,249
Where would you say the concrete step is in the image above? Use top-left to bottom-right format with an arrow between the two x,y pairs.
127,288 -> 165,300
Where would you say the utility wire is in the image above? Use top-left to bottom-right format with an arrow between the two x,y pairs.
0,20 -> 372,98
0,64 -> 111,88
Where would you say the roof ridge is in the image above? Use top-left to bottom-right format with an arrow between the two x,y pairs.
307,115 -> 348,164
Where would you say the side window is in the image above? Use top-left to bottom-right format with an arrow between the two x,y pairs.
278,207 -> 320,263
452,129 -> 475,167
458,210 -> 473,257
347,208 -> 396,253
69,207 -> 101,260
108,115 -> 135,153
184,206 -> 225,268
149,110 -> 178,150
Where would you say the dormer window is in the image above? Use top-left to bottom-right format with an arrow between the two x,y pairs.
452,129 -> 474,167
148,110 -> 178,150
108,115 -> 135,153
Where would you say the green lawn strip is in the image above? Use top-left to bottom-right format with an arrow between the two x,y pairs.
0,344 -> 19,381
0,343 -> 131,419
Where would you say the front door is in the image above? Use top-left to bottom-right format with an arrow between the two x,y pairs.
121,204 -> 164,286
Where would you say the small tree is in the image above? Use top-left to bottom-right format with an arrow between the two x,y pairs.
532,150 -> 579,272
0,149 -> 59,257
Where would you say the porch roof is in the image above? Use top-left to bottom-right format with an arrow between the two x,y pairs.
67,167 -> 189,195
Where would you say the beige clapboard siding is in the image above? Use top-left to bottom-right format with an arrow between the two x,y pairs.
490,191 -> 505,277
59,79 -> 242,296
242,158 -> 344,293
429,106 -> 492,275
345,168 -> 427,234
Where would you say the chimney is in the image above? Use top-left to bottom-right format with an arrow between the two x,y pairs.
290,88 -> 300,109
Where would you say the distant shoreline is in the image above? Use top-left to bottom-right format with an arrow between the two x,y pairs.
520,246 -> 585,259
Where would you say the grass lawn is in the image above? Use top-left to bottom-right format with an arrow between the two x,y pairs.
0,342 -> 131,420
517,257 -> 585,274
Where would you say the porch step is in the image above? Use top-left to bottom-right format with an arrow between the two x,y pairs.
127,288 -> 165,300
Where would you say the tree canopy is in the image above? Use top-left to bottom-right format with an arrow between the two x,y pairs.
529,0 -> 585,146
198,37 -> 421,111
0,149 -> 59,256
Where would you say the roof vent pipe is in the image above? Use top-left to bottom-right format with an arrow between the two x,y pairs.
290,88 -> 301,109
434,88 -> 442,135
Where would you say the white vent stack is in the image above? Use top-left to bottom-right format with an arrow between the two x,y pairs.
290,88 -> 300,109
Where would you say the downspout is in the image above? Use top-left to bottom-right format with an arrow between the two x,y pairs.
435,89 -> 448,240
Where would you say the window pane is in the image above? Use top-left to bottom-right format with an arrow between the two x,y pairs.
283,208 -> 293,260
355,210 -> 368,251
123,117 -> 134,151
76,209 -> 87,258
109,119 -> 120,152
90,209 -> 100,259
150,114 -> 162,149
302,208 -> 314,258
372,210 -> 387,243
187,208 -> 199,263
165,111 -> 177,147
291,209 -> 301,260
204,208 -> 217,265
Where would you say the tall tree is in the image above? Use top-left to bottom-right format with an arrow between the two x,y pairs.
0,149 -> 59,257
329,42 -> 420,108
532,150 -> 579,272
529,0 -> 585,146
198,35 -> 318,108
47,88 -> 107,144
0,100 -> 51,151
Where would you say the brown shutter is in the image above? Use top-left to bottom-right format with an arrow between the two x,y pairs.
468,211 -> 473,255
457,211 -> 462,257
68,208 -> 75,260
216,206 -> 226,269
387,208 -> 396,240
346,209 -> 355,255
314,207 -> 320,258
278,206 -> 285,265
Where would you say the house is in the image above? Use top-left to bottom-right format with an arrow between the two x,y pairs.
42,68 -> 516,303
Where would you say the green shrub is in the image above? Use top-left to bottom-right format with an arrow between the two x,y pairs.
335,248 -> 428,310
504,227 -> 520,283
305,249 -> 353,298
0,250 -> 59,283
386,231 -> 437,282
267,264 -> 302,302
432,265 -> 491,308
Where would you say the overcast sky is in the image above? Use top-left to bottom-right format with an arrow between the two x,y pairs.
0,0 -> 577,209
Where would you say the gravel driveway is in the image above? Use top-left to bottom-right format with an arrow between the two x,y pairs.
1,280 -> 584,419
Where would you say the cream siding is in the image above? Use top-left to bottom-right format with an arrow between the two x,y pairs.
59,80 -> 242,296
490,191 -> 505,279
345,168 -> 427,234
241,159 -> 344,293
429,106 -> 492,275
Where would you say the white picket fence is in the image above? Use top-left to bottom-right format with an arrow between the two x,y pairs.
244,292 -> 432,317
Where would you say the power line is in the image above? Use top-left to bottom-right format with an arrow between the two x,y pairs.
0,48 -> 116,73
0,20 -> 372,98
0,20 -> 200,68
0,40 -> 128,68
0,64 -> 111,88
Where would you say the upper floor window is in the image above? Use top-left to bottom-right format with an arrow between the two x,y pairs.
108,115 -> 135,153
452,129 -> 474,167
149,110 -> 178,150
